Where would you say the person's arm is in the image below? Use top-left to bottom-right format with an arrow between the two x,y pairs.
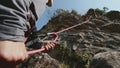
0,0 -> 29,67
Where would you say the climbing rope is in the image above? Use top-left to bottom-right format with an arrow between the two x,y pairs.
27,20 -> 89,55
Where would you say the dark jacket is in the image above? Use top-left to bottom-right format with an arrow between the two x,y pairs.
0,0 -> 46,42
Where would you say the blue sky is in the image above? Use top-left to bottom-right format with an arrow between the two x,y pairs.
36,0 -> 120,30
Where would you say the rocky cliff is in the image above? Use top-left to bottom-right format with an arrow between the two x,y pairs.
20,9 -> 120,68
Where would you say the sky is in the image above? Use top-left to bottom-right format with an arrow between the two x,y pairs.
36,0 -> 120,30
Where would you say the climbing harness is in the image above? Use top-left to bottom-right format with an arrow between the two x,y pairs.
27,20 -> 89,55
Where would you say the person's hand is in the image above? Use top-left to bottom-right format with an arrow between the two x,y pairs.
41,40 -> 56,52
0,41 -> 28,68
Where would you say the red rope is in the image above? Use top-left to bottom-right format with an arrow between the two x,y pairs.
56,20 -> 89,34
27,20 -> 89,55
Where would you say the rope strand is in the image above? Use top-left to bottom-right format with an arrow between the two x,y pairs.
27,20 -> 89,54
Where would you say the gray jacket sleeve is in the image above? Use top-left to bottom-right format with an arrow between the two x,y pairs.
0,0 -> 46,42
0,0 -> 28,42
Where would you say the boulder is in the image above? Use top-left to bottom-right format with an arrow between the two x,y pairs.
89,51 -> 120,68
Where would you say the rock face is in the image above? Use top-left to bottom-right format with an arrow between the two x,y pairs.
19,53 -> 60,68
89,51 -> 120,68
20,9 -> 120,68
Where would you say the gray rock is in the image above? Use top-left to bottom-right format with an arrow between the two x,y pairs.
19,53 -> 60,68
89,51 -> 120,68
